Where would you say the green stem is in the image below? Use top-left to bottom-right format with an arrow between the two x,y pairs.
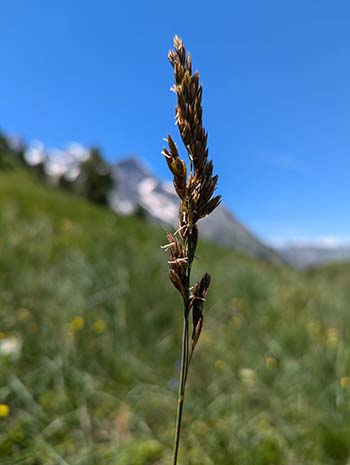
172,313 -> 189,465
172,231 -> 194,465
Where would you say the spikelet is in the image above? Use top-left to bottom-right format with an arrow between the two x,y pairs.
190,273 -> 211,350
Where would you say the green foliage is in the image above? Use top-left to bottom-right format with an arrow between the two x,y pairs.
118,440 -> 164,465
0,132 -> 22,171
0,171 -> 349,464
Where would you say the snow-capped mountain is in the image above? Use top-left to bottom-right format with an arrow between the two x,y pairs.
18,141 -> 350,267
24,141 -> 90,181
15,140 -> 350,267
108,157 -> 282,263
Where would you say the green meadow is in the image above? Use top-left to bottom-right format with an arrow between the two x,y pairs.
0,169 -> 350,465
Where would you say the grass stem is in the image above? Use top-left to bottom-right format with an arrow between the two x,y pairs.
172,312 -> 189,465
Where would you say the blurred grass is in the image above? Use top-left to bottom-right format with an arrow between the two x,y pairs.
0,171 -> 350,464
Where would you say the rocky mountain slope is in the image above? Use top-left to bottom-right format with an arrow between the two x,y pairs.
13,135 -> 350,267
108,157 -> 282,263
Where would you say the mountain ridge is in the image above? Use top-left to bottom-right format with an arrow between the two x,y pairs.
108,156 -> 282,263
4,133 -> 349,267
279,243 -> 350,268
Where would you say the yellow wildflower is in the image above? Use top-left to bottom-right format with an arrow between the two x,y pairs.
70,316 -> 85,332
92,320 -> 106,334
340,377 -> 350,389
0,404 -> 10,417
265,356 -> 278,369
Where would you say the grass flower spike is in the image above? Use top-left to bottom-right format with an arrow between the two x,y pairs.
162,35 -> 221,465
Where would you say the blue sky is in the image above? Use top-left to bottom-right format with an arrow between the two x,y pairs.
1,0 -> 350,245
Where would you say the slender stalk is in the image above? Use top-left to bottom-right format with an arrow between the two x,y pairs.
172,312 -> 189,465
172,244 -> 192,465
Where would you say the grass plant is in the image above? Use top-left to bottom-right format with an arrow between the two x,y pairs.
162,36 -> 221,465
0,43 -> 350,462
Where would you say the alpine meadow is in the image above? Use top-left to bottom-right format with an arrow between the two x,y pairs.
1,34 -> 350,465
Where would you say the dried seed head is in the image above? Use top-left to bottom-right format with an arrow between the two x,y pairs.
190,273 -> 211,349
192,315 -> 203,350
162,135 -> 187,200
163,37 -> 219,339
163,233 -> 187,298
165,35 -> 221,234
168,269 -> 185,296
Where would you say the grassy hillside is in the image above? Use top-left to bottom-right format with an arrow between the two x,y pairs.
0,171 -> 349,465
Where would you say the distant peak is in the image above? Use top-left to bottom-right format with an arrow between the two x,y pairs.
116,156 -> 151,172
